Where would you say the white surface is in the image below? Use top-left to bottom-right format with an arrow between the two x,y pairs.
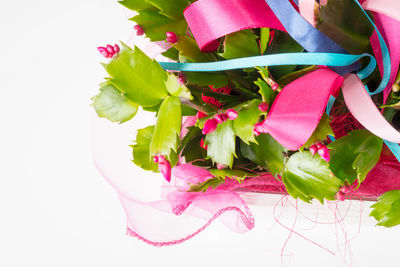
1,1 -> 399,266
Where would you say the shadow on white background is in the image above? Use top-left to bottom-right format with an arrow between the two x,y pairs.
0,1 -> 399,266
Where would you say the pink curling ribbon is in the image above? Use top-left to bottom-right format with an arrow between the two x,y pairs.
183,0 -> 285,52
343,74 -> 400,143
298,0 -> 316,27
256,68 -> 343,150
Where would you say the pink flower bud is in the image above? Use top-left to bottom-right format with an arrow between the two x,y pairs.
253,121 -> 268,136
196,111 -> 207,120
134,25 -> 144,36
258,102 -> 269,112
106,44 -> 115,54
202,118 -> 218,135
309,144 -> 318,155
226,109 -> 238,120
166,32 -> 178,44
316,143 -> 324,149
200,139 -> 208,150
271,83 -> 279,91
216,164 -> 225,170
98,47 -> 110,58
318,145 -> 330,162
215,113 -> 227,124
153,155 -> 159,163
178,73 -> 186,84
335,190 -> 345,201
157,155 -> 171,182
113,44 -> 120,53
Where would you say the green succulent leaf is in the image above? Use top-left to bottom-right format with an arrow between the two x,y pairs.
328,130 -> 383,185
219,30 -> 260,60
260,28 -> 270,54
184,72 -> 229,88
189,177 -> 225,192
210,168 -> 249,183
302,113 -> 334,149
130,9 -> 187,41
233,99 -> 262,144
161,47 -> 180,61
316,0 -> 374,54
92,82 -> 139,123
105,44 -> 168,107
254,78 -> 276,105
131,126 -> 159,172
165,73 -> 193,100
174,35 -> 215,62
240,133 -> 286,177
205,120 -> 236,167
144,0 -> 188,19
150,96 -> 182,159
118,0 -> 152,11
370,190 -> 400,227
283,151 -> 342,203
277,66 -> 319,86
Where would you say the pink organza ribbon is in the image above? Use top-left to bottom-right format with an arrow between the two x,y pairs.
183,0 -> 285,52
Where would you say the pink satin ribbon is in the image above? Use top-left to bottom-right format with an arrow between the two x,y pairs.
343,74 -> 400,143
363,0 -> 400,22
257,68 -> 343,150
183,0 -> 285,52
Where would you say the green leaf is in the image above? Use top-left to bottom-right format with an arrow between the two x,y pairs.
174,35 -> 215,62
189,177 -> 224,192
240,133 -> 286,176
328,130 -> 383,185
316,0 -> 374,54
119,0 -> 152,11
277,66 -> 319,86
131,126 -> 159,172
370,190 -> 400,227
205,120 -> 236,167
130,9 -> 187,42
145,0 -> 188,19
260,28 -> 270,54
233,99 -> 262,144
184,72 -> 228,88
219,30 -> 260,60
161,47 -> 179,61
266,31 -> 304,79
302,113 -> 334,149
283,151 -> 342,203
92,83 -> 138,123
150,96 -> 182,159
165,73 -> 193,100
254,78 -> 276,105
105,44 -> 168,107
210,168 -> 249,183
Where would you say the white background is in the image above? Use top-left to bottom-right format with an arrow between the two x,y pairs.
1,1 -> 400,266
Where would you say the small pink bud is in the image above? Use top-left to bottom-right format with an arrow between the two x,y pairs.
309,144 -> 318,155
106,44 -> 115,54
216,164 -> 225,170
196,111 -> 207,120
336,190 -> 345,201
166,32 -> 178,44
271,83 -> 279,90
258,102 -> 269,112
113,44 -> 120,53
318,145 -> 330,162
253,121 -> 267,136
200,139 -> 208,150
215,113 -> 228,124
202,118 -> 219,135
157,155 -> 171,182
178,73 -> 186,84
134,25 -> 145,36
97,47 -> 110,58
316,143 -> 324,149
226,109 -> 238,120
153,155 -> 159,163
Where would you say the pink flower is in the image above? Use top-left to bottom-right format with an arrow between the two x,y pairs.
166,32 -> 178,44
317,145 -> 330,162
200,139 -> 208,150
309,144 -> 318,155
154,155 -> 171,182
202,118 -> 219,134
133,25 -> 144,36
97,44 -> 120,58
226,109 -> 238,120
258,102 -> 269,112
